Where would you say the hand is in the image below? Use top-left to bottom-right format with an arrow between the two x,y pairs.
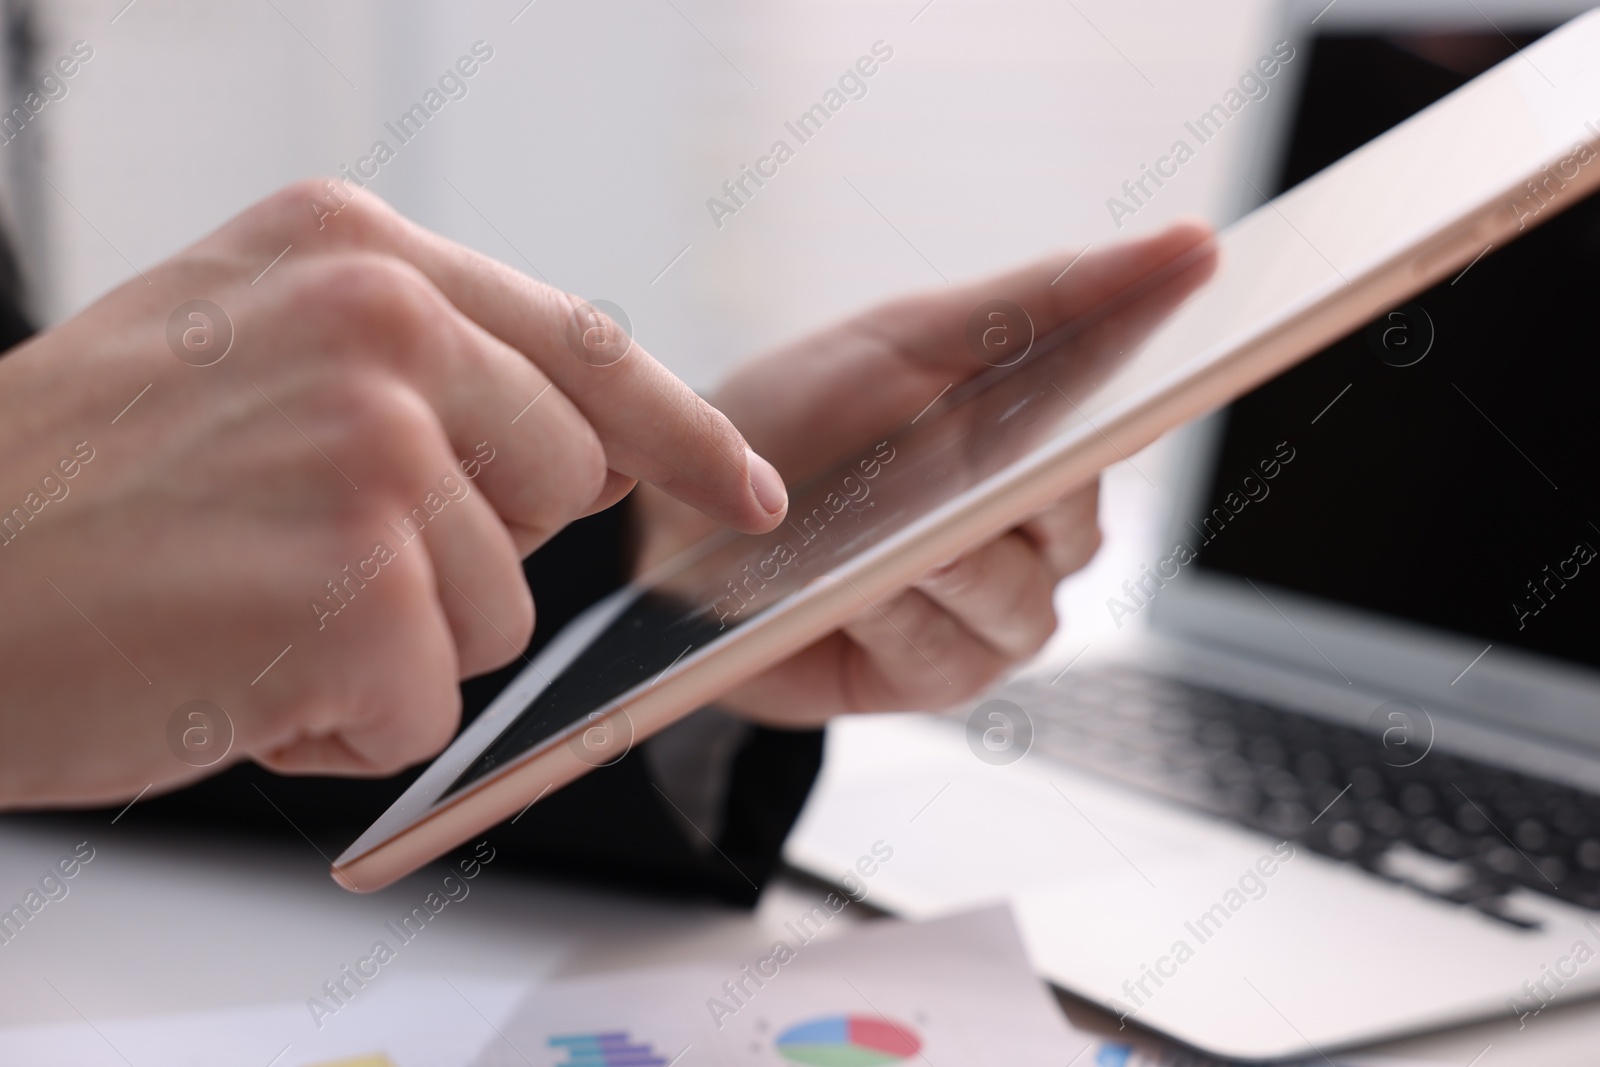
0,180 -> 789,807
634,222 -> 1215,726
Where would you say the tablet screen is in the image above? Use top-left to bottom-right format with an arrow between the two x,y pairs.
445,245 -> 1216,797
362,13 -> 1600,837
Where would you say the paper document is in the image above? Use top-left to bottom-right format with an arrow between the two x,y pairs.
473,905 -> 1443,1067
0,905 -> 1443,1066
475,905 -> 1075,1067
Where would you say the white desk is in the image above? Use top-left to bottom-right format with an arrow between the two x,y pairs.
1,812 -> 1595,1064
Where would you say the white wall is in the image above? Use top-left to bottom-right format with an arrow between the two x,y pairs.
22,0 -> 1290,389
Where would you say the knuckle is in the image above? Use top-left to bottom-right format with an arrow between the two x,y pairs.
536,419 -> 608,522
275,177 -> 343,221
245,179 -> 329,237
294,370 -> 446,505
294,254 -> 448,359
265,177 -> 402,244
325,368 -> 433,446
360,555 -> 437,642
328,185 -> 401,243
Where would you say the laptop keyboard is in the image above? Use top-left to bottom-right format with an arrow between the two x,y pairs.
1001,667 -> 1600,924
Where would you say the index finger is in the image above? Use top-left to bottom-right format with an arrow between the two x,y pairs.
357,208 -> 789,537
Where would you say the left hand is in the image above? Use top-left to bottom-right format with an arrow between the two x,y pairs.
633,222 -> 1214,727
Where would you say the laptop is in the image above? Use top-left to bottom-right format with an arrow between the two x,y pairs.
783,2 -> 1600,1059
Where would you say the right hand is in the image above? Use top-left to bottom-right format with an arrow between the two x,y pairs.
0,179 -> 789,807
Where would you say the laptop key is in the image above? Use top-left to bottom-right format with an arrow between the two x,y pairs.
1001,666 -> 1600,918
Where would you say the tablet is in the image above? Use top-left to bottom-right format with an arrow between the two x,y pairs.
334,9 -> 1600,891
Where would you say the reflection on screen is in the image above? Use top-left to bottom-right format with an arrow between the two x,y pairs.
446,248 -> 1217,798
1194,31 -> 1600,671
446,28 -> 1598,798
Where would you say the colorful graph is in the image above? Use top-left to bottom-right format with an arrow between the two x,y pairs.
549,1031 -> 669,1067
1094,1045 -> 1133,1067
775,1015 -> 922,1066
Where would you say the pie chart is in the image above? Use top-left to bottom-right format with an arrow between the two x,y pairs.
775,1015 -> 922,1066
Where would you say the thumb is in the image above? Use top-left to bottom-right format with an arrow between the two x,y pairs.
875,219 -> 1217,376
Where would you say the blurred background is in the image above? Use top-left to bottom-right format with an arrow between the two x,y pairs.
6,0 -> 1308,677
8,3 -> 1600,1061
0,0 -> 1294,1025
19,0 -> 1585,742
12,0 -> 1294,390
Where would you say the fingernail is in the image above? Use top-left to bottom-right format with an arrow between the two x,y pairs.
746,449 -> 788,516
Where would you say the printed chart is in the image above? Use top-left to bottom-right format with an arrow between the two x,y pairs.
774,1015 -> 922,1066
550,1031 -> 670,1067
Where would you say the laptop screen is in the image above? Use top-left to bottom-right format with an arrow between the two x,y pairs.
1191,29 -> 1600,672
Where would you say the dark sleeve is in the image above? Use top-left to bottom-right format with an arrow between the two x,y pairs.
99,504 -> 821,907
0,223 -> 36,354
436,503 -> 825,905
0,226 -> 821,906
